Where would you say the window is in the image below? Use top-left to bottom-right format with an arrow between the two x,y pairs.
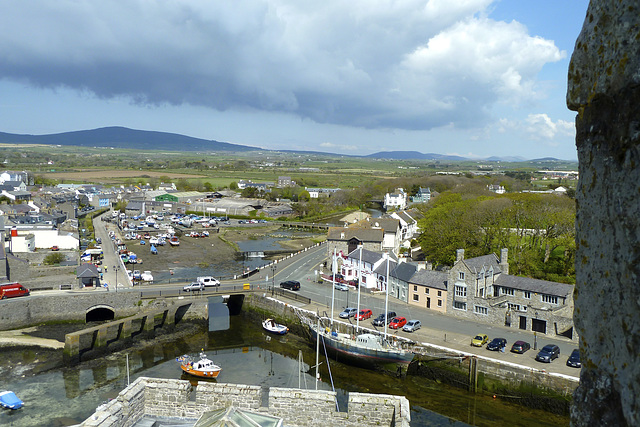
479,288 -> 484,298
501,287 -> 515,296
413,294 -> 419,302
455,285 -> 467,298
425,288 -> 429,294
474,306 -> 488,315
508,303 -> 521,311
437,299 -> 442,307
459,272 -> 465,280
542,295 -> 558,304
524,291 -> 531,299
437,291 -> 442,297
413,285 -> 418,292
453,301 -> 467,311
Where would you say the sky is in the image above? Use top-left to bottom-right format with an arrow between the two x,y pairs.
0,1 -> 590,160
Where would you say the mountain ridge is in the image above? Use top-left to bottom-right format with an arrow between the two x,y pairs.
0,127 -> 573,162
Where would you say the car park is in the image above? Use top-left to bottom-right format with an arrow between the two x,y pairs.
471,334 -> 489,347
183,282 -> 204,292
334,283 -> 350,291
355,309 -> 372,321
388,317 -> 407,329
535,344 -> 560,363
510,340 -> 531,354
486,338 -> 507,351
566,349 -> 581,368
402,320 -> 421,332
339,307 -> 357,318
372,311 -> 397,326
280,280 -> 300,291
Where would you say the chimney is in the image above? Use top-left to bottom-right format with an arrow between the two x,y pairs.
456,249 -> 464,263
500,248 -> 509,275
426,261 -> 433,270
417,262 -> 426,271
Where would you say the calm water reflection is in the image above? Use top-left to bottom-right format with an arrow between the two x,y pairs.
0,314 -> 569,427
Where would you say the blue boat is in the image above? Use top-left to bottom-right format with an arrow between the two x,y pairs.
150,244 -> 157,254
0,390 -> 24,409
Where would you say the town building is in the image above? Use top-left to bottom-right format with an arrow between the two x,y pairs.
447,248 -> 575,340
384,188 -> 407,210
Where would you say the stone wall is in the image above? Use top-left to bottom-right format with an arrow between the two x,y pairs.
80,377 -> 410,427
567,1 -> 640,424
0,291 -> 207,330
8,250 -> 78,290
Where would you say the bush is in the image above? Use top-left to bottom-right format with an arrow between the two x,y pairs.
44,253 -> 65,265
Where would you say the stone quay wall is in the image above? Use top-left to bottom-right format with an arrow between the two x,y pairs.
0,291 -> 208,330
81,377 -> 410,427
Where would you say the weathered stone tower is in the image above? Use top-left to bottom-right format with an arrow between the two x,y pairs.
567,1 -> 640,425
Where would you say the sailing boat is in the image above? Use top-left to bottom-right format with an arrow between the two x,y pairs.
307,249 -> 414,368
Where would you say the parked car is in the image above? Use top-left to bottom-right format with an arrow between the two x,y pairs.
403,319 -> 422,332
535,344 -> 560,363
355,309 -> 372,321
372,311 -> 397,326
388,317 -> 407,329
566,349 -> 581,368
183,282 -> 204,292
510,340 -> 531,354
334,283 -> 349,291
51,246 -> 59,251
339,307 -> 358,318
280,280 -> 300,291
486,338 -> 507,351
471,334 -> 489,347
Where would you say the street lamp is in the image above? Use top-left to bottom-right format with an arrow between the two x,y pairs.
270,263 -> 276,296
533,310 -> 538,350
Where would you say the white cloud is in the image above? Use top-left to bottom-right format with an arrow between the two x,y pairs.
320,142 -> 359,151
525,113 -> 575,140
0,1 -> 565,133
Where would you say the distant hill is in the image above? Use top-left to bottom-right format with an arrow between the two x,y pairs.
366,151 -> 467,161
0,126 -> 258,152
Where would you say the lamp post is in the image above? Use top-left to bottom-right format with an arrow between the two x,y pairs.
533,310 -> 538,350
270,263 -> 276,296
114,264 -> 118,293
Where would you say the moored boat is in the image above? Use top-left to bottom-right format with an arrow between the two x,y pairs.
176,351 -> 221,379
308,321 -> 414,367
262,318 -> 289,335
169,236 -> 180,246
0,390 -> 24,409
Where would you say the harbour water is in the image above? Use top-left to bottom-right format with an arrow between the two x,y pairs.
0,314 -> 569,427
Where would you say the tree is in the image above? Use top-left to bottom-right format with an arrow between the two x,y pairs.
44,252 -> 65,265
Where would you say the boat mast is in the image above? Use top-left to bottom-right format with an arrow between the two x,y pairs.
331,247 -> 337,324
356,245 -> 363,331
384,253 -> 390,340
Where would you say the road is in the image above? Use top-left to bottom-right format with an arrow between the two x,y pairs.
269,243 -> 580,378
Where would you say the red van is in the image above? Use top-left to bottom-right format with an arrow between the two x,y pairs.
0,283 -> 30,299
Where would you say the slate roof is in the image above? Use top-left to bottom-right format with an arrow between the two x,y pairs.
367,217 -> 400,233
408,269 -> 448,291
461,254 -> 502,274
77,263 -> 99,278
494,275 -> 573,298
346,248 -> 395,265
390,262 -> 418,282
327,227 -> 384,243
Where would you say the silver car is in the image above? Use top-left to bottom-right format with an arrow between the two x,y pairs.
183,282 -> 204,292
339,307 -> 357,318
402,320 -> 422,332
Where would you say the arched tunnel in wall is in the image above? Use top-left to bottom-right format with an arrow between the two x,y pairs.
86,305 -> 116,322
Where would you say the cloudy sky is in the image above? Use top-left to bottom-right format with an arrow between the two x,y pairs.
0,1 -> 589,160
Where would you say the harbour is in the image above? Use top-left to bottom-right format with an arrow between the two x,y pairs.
0,310 -> 570,426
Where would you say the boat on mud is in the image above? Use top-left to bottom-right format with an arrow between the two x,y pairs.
0,390 -> 23,409
262,318 -> 289,335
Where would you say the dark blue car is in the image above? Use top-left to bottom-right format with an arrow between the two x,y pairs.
486,338 -> 507,351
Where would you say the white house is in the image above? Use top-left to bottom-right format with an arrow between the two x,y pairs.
384,188 -> 407,210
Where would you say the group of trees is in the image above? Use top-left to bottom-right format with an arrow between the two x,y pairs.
416,186 -> 576,283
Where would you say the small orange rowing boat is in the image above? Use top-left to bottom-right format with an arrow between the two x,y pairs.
176,351 -> 221,379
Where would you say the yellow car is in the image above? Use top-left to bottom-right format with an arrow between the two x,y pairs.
471,334 -> 489,347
